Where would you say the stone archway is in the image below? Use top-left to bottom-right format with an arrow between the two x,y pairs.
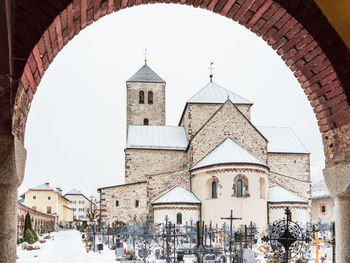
1,0 -> 350,262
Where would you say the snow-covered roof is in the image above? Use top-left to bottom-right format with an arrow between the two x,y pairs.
65,189 -> 83,195
312,180 -> 331,199
268,185 -> 307,203
127,64 -> 165,83
29,183 -> 53,191
152,186 -> 201,205
187,82 -> 253,104
127,125 -> 188,150
256,126 -> 309,154
191,138 -> 266,170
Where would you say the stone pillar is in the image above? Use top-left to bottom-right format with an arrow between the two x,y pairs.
324,163 -> 350,263
0,133 -> 26,263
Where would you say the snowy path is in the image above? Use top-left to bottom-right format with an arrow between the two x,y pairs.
17,230 -> 116,263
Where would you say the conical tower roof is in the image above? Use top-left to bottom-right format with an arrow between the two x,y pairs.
152,186 -> 201,205
127,63 -> 165,83
191,138 -> 266,170
187,82 -> 252,104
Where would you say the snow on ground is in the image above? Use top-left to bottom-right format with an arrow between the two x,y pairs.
17,230 -> 116,263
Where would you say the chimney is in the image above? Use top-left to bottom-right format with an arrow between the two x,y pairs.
45,182 -> 49,186
56,188 -> 62,195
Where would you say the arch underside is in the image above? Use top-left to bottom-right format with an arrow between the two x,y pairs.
6,0 -> 350,165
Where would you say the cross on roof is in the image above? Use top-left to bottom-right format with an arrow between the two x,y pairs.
143,48 -> 149,64
209,62 -> 214,82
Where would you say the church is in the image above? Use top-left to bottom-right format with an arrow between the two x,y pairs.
97,62 -> 311,231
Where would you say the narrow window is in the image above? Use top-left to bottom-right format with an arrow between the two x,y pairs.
148,91 -> 153,104
33,196 -> 36,200
48,196 -> 51,200
212,181 -> 217,199
139,91 -> 144,104
321,205 -> 326,214
47,206 -> 52,214
135,200 -> 139,207
176,212 -> 182,225
115,200 -> 119,207
144,118 -> 149,125
237,180 -> 242,197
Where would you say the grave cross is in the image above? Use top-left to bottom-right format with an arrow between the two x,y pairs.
262,207 -> 311,263
310,232 -> 325,263
221,210 -> 242,263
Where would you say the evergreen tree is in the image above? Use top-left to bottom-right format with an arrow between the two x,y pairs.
24,229 -> 35,244
31,229 -> 39,242
24,212 -> 33,236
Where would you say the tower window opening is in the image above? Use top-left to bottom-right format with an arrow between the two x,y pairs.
139,91 -> 144,104
148,91 -> 153,104
144,118 -> 149,125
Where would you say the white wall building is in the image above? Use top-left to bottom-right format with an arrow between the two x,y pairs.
65,189 -> 96,221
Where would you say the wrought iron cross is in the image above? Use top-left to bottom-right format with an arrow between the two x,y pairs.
262,207 -> 311,263
221,210 -> 242,263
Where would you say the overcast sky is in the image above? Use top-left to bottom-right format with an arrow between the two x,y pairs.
19,4 -> 325,198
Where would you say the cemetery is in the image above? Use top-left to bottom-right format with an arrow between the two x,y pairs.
16,207 -> 335,263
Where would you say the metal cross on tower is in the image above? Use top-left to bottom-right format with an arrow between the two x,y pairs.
209,62 -> 214,82
143,48 -> 149,63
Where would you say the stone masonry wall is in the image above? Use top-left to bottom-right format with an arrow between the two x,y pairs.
189,101 -> 267,166
146,169 -> 191,202
267,153 -> 311,200
125,149 -> 187,184
180,103 -> 251,140
126,82 -> 165,135
146,169 -> 191,223
100,182 -> 148,225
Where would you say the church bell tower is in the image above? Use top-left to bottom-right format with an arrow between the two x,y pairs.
126,61 -> 166,135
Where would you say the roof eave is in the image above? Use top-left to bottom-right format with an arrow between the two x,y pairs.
190,162 -> 269,171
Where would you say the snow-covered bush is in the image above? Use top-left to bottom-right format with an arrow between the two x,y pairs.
24,229 -> 35,244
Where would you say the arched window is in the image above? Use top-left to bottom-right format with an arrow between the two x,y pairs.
143,118 -> 149,125
139,91 -> 144,104
237,180 -> 242,198
176,212 -> 182,225
212,181 -> 217,199
148,91 -> 153,104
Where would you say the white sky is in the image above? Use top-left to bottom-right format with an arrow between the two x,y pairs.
20,4 -> 325,198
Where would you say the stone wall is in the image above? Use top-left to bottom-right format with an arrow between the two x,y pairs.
191,164 -> 269,231
311,197 -> 334,223
147,169 -> 191,202
180,103 -> 251,140
267,153 -> 311,200
99,182 -> 148,225
125,149 -> 187,183
188,101 -> 267,166
126,82 -> 165,135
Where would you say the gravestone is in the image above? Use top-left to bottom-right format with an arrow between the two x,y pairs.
138,249 -> 149,258
116,248 -> 124,257
243,248 -> 255,263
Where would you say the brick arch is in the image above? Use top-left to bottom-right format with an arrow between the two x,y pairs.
12,0 -> 350,164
